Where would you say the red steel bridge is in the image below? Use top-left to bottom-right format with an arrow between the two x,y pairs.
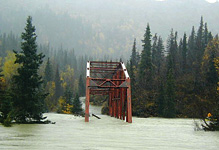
85,61 -> 132,123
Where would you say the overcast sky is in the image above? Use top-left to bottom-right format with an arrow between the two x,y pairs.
206,0 -> 218,2
157,0 -> 219,3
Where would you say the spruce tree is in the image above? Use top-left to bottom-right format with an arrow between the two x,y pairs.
54,65 -> 62,104
12,16 -> 46,122
152,34 -> 158,71
131,38 -> 137,67
129,59 -> 136,96
156,36 -> 164,75
164,68 -> 176,118
204,23 -> 209,48
187,26 -> 196,71
182,33 -> 187,73
139,24 -> 152,86
71,93 -> 82,115
78,74 -> 85,97
130,39 -> 137,96
167,29 -> 177,74
44,57 -> 53,84
157,81 -> 165,117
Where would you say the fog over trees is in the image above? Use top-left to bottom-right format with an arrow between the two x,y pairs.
0,0 -> 219,130
0,0 -> 219,57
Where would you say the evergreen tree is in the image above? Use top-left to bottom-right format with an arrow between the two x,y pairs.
167,29 -> 177,74
129,59 -> 136,96
157,81 -> 165,117
164,68 -> 176,118
195,17 -> 205,63
12,16 -> 46,122
130,39 -> 137,96
63,86 -> 73,104
194,17 -> 205,94
71,93 -> 83,115
139,24 -> 152,86
156,36 -> 164,75
182,33 -> 187,73
187,26 -> 196,71
204,23 -> 209,48
44,57 -> 53,84
131,38 -> 137,67
78,74 -> 85,97
152,34 -> 158,70
54,65 -> 62,104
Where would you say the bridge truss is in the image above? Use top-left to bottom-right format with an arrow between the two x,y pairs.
85,61 -> 132,123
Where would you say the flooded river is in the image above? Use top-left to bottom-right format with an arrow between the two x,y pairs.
0,98 -> 219,150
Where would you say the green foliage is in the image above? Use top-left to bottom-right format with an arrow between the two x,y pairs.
71,93 -> 83,115
54,65 -> 62,105
164,69 -> 176,118
44,58 -> 53,84
139,24 -> 152,85
131,17 -> 219,122
78,74 -> 85,97
11,16 -> 46,123
157,82 -> 165,117
182,33 -> 187,73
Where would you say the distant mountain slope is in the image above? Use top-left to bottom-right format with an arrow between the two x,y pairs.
0,0 -> 218,57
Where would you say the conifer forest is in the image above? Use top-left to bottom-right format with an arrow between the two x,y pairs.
0,0 -> 219,134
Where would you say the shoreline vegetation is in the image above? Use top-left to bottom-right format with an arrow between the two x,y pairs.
0,15 -> 218,131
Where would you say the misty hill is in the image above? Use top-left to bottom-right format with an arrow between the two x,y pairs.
0,0 -> 219,58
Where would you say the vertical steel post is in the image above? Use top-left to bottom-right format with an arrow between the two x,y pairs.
85,77 -> 90,122
109,92 -> 112,116
85,61 -> 90,122
123,89 -> 126,120
120,88 -> 123,119
126,78 -> 132,123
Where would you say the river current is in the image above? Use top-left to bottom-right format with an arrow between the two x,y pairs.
0,98 -> 218,150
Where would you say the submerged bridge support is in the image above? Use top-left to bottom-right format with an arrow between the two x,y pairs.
85,61 -> 132,123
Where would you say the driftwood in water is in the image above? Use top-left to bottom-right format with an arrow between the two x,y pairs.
92,114 -> 101,119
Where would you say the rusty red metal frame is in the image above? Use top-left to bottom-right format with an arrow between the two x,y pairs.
85,61 -> 132,123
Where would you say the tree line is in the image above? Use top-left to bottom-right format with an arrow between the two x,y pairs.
0,16 -> 87,126
127,17 -> 219,130
0,16 -> 218,130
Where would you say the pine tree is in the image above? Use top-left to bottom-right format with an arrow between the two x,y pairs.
157,81 -> 165,117
187,26 -> 196,71
78,74 -> 85,97
139,24 -> 152,86
71,93 -> 82,115
12,16 -> 46,122
196,17 -> 205,62
163,29 -> 177,118
152,34 -> 158,70
156,36 -> 164,75
194,17 -> 205,94
44,57 -> 53,84
54,65 -> 62,104
164,68 -> 176,118
129,59 -> 136,96
167,29 -> 177,74
131,38 -> 137,67
182,33 -> 187,73
204,23 -> 209,48
130,39 -> 137,96
63,86 -> 73,104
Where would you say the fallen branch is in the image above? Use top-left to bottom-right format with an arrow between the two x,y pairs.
92,114 -> 101,119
